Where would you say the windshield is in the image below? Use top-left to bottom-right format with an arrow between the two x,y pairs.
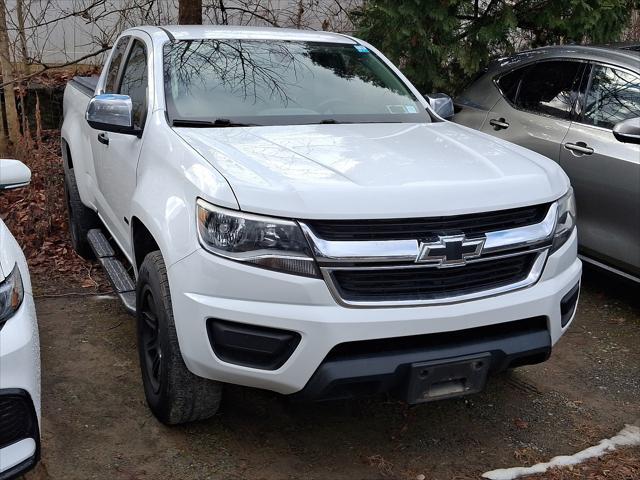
163,39 -> 430,126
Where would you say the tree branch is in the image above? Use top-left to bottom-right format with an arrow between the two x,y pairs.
221,6 -> 280,27
0,46 -> 110,88
4,0 -> 107,31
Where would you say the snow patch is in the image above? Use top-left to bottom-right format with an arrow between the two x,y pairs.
92,294 -> 117,301
482,424 -> 640,480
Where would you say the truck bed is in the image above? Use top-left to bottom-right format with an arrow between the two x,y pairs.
69,76 -> 99,97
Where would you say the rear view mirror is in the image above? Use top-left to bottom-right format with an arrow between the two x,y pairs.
613,117 -> 640,144
86,94 -> 138,135
424,93 -> 455,120
0,159 -> 31,190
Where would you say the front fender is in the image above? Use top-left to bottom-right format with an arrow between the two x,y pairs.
129,118 -> 239,269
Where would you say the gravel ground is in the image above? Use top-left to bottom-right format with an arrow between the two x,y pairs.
24,264 -> 639,480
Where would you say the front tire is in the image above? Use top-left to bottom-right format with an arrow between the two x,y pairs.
64,167 -> 99,259
136,251 -> 222,425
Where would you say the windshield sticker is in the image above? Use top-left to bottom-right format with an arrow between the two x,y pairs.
387,105 -> 406,114
354,45 -> 369,53
387,105 -> 419,114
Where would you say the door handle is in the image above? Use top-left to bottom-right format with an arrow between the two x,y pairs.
97,132 -> 109,146
489,118 -> 509,130
564,141 -> 593,155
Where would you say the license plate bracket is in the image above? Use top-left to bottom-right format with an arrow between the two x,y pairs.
406,353 -> 491,404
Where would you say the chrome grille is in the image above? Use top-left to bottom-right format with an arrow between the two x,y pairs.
330,253 -> 538,302
305,203 -> 550,241
300,203 -> 556,307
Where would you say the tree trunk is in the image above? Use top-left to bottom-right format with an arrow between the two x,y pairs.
0,96 -> 7,156
179,0 -> 202,24
294,0 -> 305,28
16,0 -> 29,74
0,0 -> 20,146
35,92 -> 42,148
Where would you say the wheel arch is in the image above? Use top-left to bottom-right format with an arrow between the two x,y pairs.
131,216 -> 161,271
128,190 -> 197,276
61,137 -> 74,171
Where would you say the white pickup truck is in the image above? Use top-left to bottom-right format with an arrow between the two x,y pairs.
62,25 -> 582,425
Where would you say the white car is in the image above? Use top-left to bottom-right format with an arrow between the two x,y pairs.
61,26 -> 582,425
0,159 -> 41,478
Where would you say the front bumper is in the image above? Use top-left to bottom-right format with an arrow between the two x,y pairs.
293,315 -> 552,402
0,294 -> 41,479
168,230 -> 581,395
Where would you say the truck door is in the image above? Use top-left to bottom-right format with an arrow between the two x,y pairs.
93,37 -> 150,255
88,35 -> 129,208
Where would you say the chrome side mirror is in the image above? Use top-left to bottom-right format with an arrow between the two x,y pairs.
0,159 -> 31,190
424,93 -> 455,120
613,117 -> 640,145
86,94 -> 137,135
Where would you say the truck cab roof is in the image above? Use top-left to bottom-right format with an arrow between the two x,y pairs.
130,24 -> 357,44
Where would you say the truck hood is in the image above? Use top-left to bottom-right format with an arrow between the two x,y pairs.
176,122 -> 569,219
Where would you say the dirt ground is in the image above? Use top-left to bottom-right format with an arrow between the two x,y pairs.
24,264 -> 639,480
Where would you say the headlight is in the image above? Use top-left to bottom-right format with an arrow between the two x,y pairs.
551,187 -> 577,253
0,263 -> 24,325
197,199 -> 319,277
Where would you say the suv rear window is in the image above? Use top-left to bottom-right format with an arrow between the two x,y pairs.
496,68 -> 524,103
515,61 -> 583,119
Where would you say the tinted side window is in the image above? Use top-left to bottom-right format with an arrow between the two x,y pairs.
497,67 -> 525,103
583,65 -> 640,129
118,40 -> 148,129
515,61 -> 583,120
104,37 -> 130,93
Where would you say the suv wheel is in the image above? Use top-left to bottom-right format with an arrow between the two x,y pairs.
136,251 -> 222,425
64,167 -> 99,259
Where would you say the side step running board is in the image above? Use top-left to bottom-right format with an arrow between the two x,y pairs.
87,229 -> 136,315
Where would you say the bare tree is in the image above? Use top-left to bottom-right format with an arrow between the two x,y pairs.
15,0 -> 28,73
0,0 -> 167,88
0,0 -> 20,148
0,99 -> 6,155
627,9 -> 640,41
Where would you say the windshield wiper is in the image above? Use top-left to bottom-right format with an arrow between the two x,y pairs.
172,118 -> 259,128
314,119 -> 402,125
311,119 -> 357,125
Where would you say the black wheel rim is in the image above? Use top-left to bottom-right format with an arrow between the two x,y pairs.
140,287 -> 162,394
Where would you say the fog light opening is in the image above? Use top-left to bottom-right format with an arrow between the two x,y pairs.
207,319 -> 301,370
560,283 -> 580,328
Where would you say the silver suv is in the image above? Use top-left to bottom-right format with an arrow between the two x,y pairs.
454,45 -> 640,281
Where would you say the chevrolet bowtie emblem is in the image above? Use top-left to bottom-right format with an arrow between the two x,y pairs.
416,235 -> 485,267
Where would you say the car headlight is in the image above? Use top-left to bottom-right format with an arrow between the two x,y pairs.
197,199 -> 319,277
551,187 -> 577,253
0,263 -> 24,325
